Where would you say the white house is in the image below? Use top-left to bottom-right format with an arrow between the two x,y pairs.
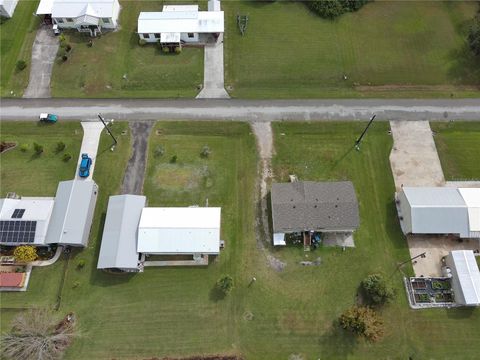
137,3 -> 224,45
0,0 -> 18,18
36,0 -> 120,36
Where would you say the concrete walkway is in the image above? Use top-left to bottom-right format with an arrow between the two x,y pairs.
31,246 -> 63,267
2,99 -> 480,122
75,122 -> 104,180
389,121 -> 445,191
121,122 -> 153,194
23,26 -> 59,98
196,33 -> 230,99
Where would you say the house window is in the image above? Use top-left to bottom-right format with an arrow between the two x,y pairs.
56,18 -> 64,23
102,18 -> 110,24
66,18 -> 73,22
154,33 -> 160,39
143,33 -> 150,39
188,33 -> 194,38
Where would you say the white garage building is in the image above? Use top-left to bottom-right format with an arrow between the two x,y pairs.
447,250 -> 480,306
397,187 -> 480,239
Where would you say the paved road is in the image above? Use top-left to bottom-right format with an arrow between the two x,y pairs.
1,98 -> 480,122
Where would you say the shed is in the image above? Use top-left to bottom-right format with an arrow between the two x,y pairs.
137,207 -> 221,255
97,195 -> 146,271
46,180 -> 98,247
447,250 -> 480,306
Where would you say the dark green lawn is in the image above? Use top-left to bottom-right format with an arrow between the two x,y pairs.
224,1 -> 480,98
431,122 -> 480,180
0,0 -> 40,96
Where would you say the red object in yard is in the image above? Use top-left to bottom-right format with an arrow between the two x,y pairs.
0,273 -> 25,288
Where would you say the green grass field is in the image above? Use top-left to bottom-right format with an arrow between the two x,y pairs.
0,0 -> 40,96
50,0 -> 204,98
224,1 -> 480,98
431,122 -> 480,180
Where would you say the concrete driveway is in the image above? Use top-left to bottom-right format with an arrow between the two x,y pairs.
75,122 -> 104,180
389,121 -> 445,191
23,26 -> 59,98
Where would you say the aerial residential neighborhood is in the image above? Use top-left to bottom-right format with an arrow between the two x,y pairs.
0,0 -> 480,359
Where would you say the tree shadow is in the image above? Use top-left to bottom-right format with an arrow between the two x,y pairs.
447,43 -> 480,86
445,306 -> 478,319
317,320 -> 358,359
209,286 -> 226,302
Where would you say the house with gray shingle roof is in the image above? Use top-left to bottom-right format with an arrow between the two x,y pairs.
270,181 -> 360,246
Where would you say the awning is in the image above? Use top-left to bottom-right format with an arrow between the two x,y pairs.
161,32 -> 180,43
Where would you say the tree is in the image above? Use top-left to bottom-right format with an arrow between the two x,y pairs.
15,60 -> 27,72
307,0 -> 344,19
468,16 -> 480,57
361,274 -> 396,305
1,309 -> 77,360
33,142 -> 44,155
216,275 -> 234,296
13,246 -> 37,263
339,306 -> 384,342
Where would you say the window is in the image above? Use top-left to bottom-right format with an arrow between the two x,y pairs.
56,18 -> 64,23
188,33 -> 194,38
102,18 -> 110,24
66,18 -> 73,22
154,33 -> 160,39
143,33 -> 150,39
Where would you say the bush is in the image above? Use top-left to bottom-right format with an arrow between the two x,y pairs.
170,155 -> 177,163
65,43 -> 72,52
306,0 -> 369,19
13,245 -> 38,263
33,142 -> 44,155
468,16 -> 480,57
62,153 -> 72,162
361,274 -> 396,305
154,145 -> 165,158
62,55 -> 68,62
87,40 -> 93,48
20,143 -> 29,152
200,145 -> 211,158
15,60 -> 27,72
216,275 -> 234,296
174,46 -> 182,54
56,141 -> 66,152
139,38 -> 147,46
162,46 -> 170,54
77,259 -> 86,269
339,306 -> 384,342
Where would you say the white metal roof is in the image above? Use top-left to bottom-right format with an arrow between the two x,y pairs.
137,207 -> 221,254
36,0 -> 54,15
450,250 -> 480,305
137,10 -> 224,34
37,0 -> 118,17
163,5 -> 199,12
97,195 -> 145,270
402,187 -> 466,207
458,188 -> 480,232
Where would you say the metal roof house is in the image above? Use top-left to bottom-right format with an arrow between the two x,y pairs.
46,180 -> 98,247
271,181 -> 360,246
0,0 -> 18,18
397,187 -> 480,238
137,2 -> 224,45
0,197 -> 55,245
97,195 -> 146,272
36,0 -> 120,36
447,250 -> 480,306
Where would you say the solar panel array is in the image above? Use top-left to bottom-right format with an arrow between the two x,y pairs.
11,209 -> 25,219
0,221 -> 37,243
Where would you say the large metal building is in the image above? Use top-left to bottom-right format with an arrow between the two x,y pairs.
447,250 -> 480,306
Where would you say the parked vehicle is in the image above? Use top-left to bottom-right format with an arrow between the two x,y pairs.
53,24 -> 60,36
39,113 -> 58,123
78,154 -> 92,178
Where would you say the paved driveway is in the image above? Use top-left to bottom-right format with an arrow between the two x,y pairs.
389,120 -> 445,191
23,26 -> 59,98
75,122 -> 104,180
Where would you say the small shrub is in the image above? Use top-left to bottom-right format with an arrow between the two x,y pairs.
62,153 -> 72,162
170,155 -> 177,163
13,245 -> 38,263
59,34 -> 66,43
77,259 -> 86,269
200,145 -> 211,158
339,306 -> 384,342
174,46 -> 182,54
62,55 -> 68,62
15,60 -> 27,72
72,281 -> 80,288
65,43 -> 72,52
216,275 -> 234,296
56,141 -> 66,152
154,145 -> 165,158
139,38 -> 147,46
87,40 -> 93,48
20,143 -> 29,152
33,142 -> 44,155
361,274 -> 396,305
162,46 -> 170,54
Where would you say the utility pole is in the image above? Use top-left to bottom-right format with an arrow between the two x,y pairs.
355,114 -> 376,151
97,113 -> 117,150
390,252 -> 426,279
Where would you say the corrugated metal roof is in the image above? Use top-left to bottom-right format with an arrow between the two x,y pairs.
402,187 -> 465,207
97,195 -> 145,270
450,250 -> 480,305
137,10 -> 224,34
46,180 -> 98,247
37,0 -> 118,17
458,188 -> 480,232
271,181 -> 360,233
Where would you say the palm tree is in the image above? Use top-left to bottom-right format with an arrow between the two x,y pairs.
1,309 -> 78,360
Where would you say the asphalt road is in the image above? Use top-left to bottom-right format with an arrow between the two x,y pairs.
1,98 -> 480,122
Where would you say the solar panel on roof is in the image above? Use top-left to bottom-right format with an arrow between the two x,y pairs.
11,209 -> 26,219
0,220 -> 37,244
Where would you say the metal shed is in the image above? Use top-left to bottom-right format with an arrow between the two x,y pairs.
97,195 -> 146,271
46,180 -> 98,247
447,250 -> 480,306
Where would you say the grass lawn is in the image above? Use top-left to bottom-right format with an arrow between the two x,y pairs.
431,121 -> 480,180
0,0 -> 40,96
224,1 -> 480,98
50,0 -> 204,98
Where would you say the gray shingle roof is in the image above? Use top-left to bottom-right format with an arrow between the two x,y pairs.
271,181 -> 360,233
